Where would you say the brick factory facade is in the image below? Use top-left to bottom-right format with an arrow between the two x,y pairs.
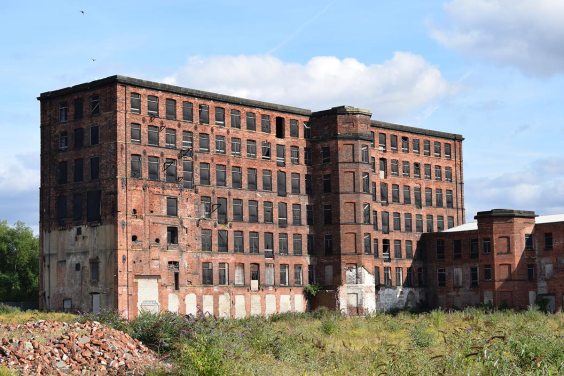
39,75 -> 465,318
422,210 -> 564,312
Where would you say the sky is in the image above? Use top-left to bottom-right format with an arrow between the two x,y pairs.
1,0 -> 563,233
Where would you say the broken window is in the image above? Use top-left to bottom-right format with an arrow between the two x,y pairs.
218,230 -> 228,252
323,205 -> 332,225
246,112 -> 256,131
437,268 -> 446,287
249,232 -> 259,253
201,229 -> 212,251
59,102 -> 68,122
324,234 -> 333,255
363,234 -> 371,255
130,93 -> 141,114
199,133 -> 209,152
148,126 -> 159,146
231,166 -> 242,189
363,203 -> 370,224
215,107 -> 225,126
280,264 -> 289,286
147,96 -> 158,117
148,157 -> 159,180
261,141 -> 271,159
264,202 -> 273,223
165,159 -> 177,182
131,123 -> 141,144
74,128 -> 84,150
219,263 -> 229,285
183,101 -> 193,122
167,227 -> 178,245
361,145 -> 369,163
290,119 -> 299,137
202,262 -> 213,285
276,144 -> 285,166
247,140 -> 256,158
217,197 -> 227,224
261,114 -> 271,133
216,164 -> 226,186
166,99 -> 176,120
58,132 -> 69,151
249,200 -> 258,223
275,117 -> 285,138
90,157 -> 100,180
165,128 -> 176,148
391,159 -> 398,176
230,109 -> 240,128
166,197 -> 177,216
199,104 -> 209,124
362,173 -> 370,193
90,95 -> 100,115
470,239 -> 479,258
279,233 -> 288,255
74,159 -> 83,182
545,233 -> 553,250
231,137 -> 241,155
233,199 -> 243,221
182,160 -> 193,189
278,202 -> 288,227
86,190 -> 101,222
199,163 -> 210,185
234,231 -> 244,253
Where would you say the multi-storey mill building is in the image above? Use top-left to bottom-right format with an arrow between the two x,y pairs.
39,75 -> 464,318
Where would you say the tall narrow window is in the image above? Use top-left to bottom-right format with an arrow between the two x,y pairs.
183,101 -> 193,122
291,173 -> 300,194
248,168 -> 257,190
246,112 -> 256,131
130,93 -> 141,114
231,137 -> 241,155
261,114 -> 271,133
165,159 -> 177,182
90,157 -> 100,180
232,166 -> 242,189
74,128 -> 84,149
263,170 -> 272,191
199,104 -> 209,124
277,171 -> 286,196
90,95 -> 100,115
148,157 -> 159,180
218,230 -> 228,252
202,262 -> 213,284
293,234 -> 302,255
231,109 -> 241,128
131,155 -> 141,178
290,119 -> 299,137
147,96 -> 158,117
199,162 -> 210,185
131,123 -> 141,144
165,128 -> 176,148
74,158 -> 84,182
215,107 -> 225,126
166,99 -> 176,120
183,160 -> 193,188
90,126 -> 99,145
148,126 -> 159,146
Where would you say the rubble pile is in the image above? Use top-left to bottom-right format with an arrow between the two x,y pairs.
0,320 -> 163,375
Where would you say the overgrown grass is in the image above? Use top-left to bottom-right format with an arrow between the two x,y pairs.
0,304 -> 75,324
1,307 -> 562,375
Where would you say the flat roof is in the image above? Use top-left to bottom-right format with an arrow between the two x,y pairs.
443,214 -> 564,233
39,75 -> 464,140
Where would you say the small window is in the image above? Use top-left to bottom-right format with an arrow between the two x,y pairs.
215,107 -> 225,126
90,95 -> 100,115
166,99 -> 176,120
59,102 -> 68,122
131,93 -> 141,114
215,135 -> 226,154
148,157 -> 159,180
167,226 -> 178,245
199,133 -> 210,152
290,119 -> 299,137
231,109 -> 241,128
131,123 -> 141,144
130,155 -> 141,178
90,126 -> 99,145
166,197 -> 177,216
165,159 -> 177,182
165,128 -> 176,148
231,137 -> 241,156
246,112 -> 256,131
199,104 -> 209,124
147,96 -> 159,117
183,101 -> 193,122
148,126 -> 159,146
247,140 -> 257,158
261,114 -> 271,133
202,262 -> 213,284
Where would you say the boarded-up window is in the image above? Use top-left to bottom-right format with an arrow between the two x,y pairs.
56,196 -> 67,225
499,264 -> 511,280
324,265 -> 333,285
343,171 -> 355,192
235,264 -> 245,285
344,232 -> 357,254
453,267 -> 462,288
498,236 -> 510,253
342,144 -> 355,162
344,202 -> 356,223
265,264 -> 274,285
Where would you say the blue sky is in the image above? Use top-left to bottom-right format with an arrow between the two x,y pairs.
1,0 -> 563,232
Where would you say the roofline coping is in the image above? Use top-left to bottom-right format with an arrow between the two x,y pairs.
371,120 -> 464,141
474,209 -> 536,219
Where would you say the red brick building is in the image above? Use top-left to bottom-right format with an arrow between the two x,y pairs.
39,75 -> 464,318
422,209 -> 564,312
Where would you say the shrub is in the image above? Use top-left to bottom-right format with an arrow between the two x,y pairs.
320,318 -> 338,335
410,324 -> 435,348
0,303 -> 20,314
129,311 -> 194,353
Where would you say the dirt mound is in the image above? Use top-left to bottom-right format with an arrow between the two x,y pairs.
0,320 -> 164,375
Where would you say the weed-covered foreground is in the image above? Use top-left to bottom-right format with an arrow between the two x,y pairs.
1,305 -> 563,375
99,308 -> 563,376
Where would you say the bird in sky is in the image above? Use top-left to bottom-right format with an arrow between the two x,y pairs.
80,10 -> 85,15
91,58 -> 96,62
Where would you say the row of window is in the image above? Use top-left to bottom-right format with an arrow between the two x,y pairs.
55,190 -> 101,225
58,125 -> 99,151
198,262 -> 304,287
377,158 -> 453,182
58,96 -> 100,122
435,233 -> 555,260
58,157 -> 99,184
130,93 -> 310,139
374,132 -> 453,160
435,263 -> 536,288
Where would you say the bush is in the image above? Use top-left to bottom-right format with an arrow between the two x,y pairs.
78,309 -> 129,333
129,311 -> 194,353
320,318 -> 338,335
0,303 -> 20,314
410,324 -> 435,348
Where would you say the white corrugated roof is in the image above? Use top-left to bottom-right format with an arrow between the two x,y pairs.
443,214 -> 564,233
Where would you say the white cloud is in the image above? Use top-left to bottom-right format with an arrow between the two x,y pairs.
431,0 -> 564,75
162,53 -> 451,120
465,157 -> 564,219
0,154 -> 39,194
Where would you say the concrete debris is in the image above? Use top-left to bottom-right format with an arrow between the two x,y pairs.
0,320 -> 164,375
